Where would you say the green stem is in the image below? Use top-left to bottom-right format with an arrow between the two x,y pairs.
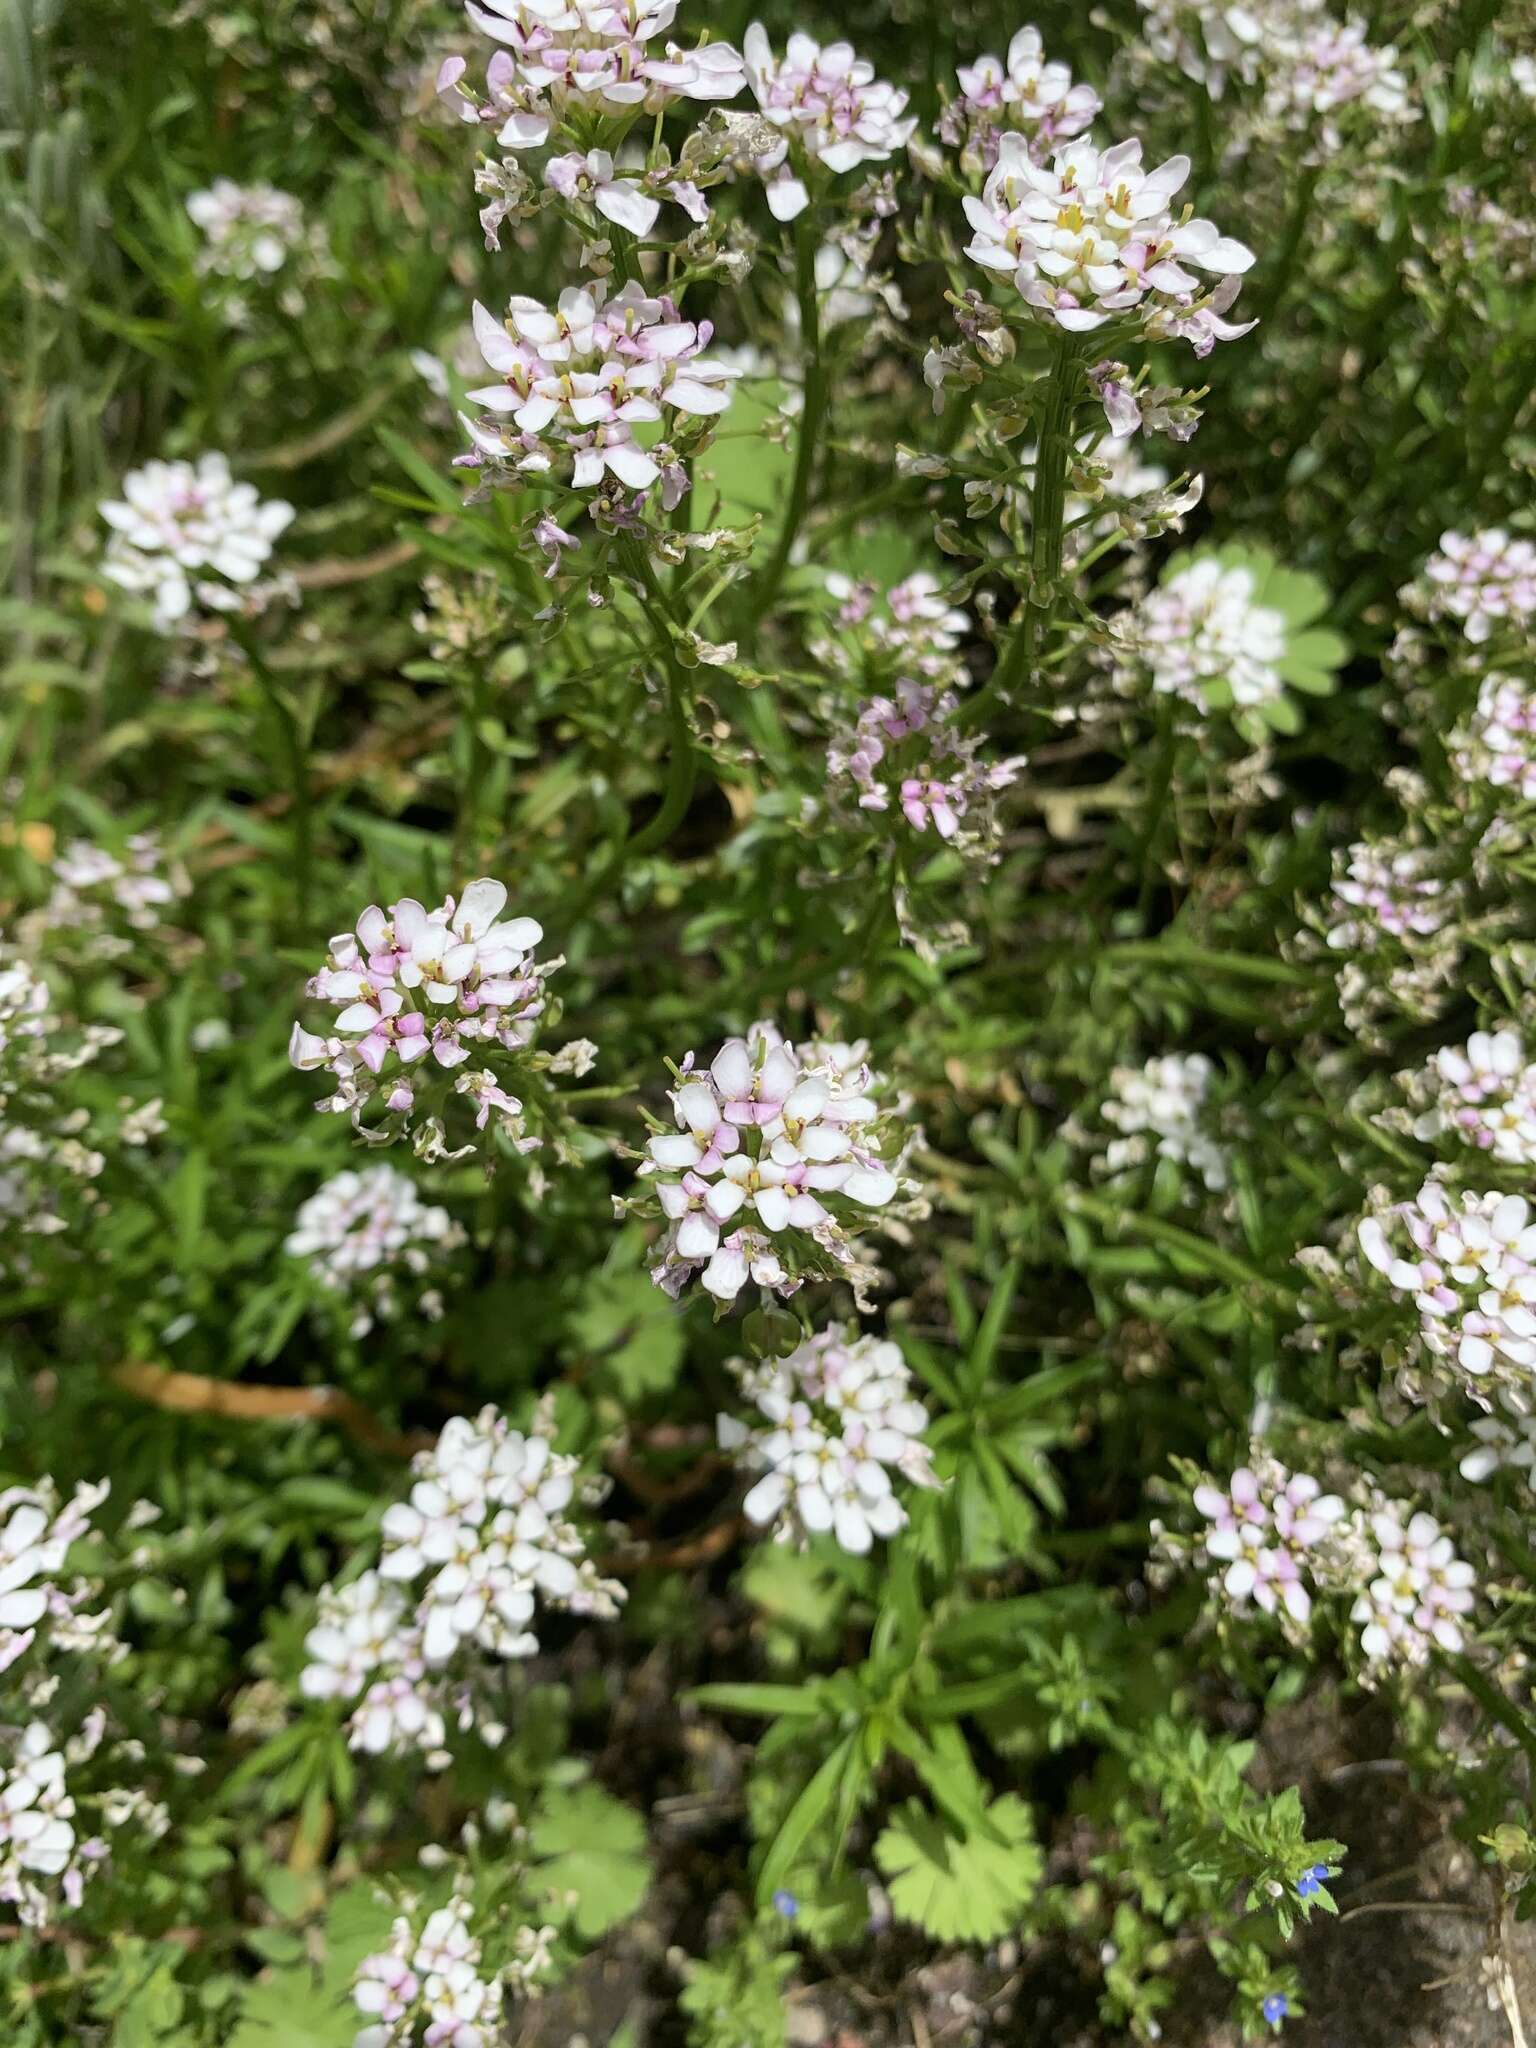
617,536 -> 697,859
1253,162 -> 1321,328
750,209 -> 827,622
230,619 -> 312,930
1449,1655 -> 1536,1779
966,331 -> 1079,726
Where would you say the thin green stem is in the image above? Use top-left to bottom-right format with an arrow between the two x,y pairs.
616,536 -> 697,860
965,332 -> 1080,727
1449,1655 -> 1536,1779
230,619 -> 312,930
750,209 -> 826,623
1253,162 -> 1321,329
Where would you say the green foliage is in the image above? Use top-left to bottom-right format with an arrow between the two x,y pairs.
678,1926 -> 795,2048
874,1793 -> 1043,1943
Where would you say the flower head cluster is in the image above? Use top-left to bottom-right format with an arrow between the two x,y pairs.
1416,529 -> 1536,647
1403,1029 -> 1536,1166
1451,674 -> 1536,801
353,1898 -> 504,2048
0,944 -> 120,1278
822,571 -> 971,679
720,1325 -> 940,1553
186,180 -> 322,281
458,280 -> 739,510
941,26 -> 1100,172
1192,1460 -> 1344,1628
303,1408 -> 622,1761
1101,1052 -> 1229,1190
22,834 -> 186,967
99,454 -> 295,633
1261,19 -> 1411,145
285,1166 -> 466,1337
825,679 -> 1024,849
742,25 -> 916,220
1359,1183 -> 1536,1399
288,878 -> 565,1163
632,1025 -> 904,1306
1324,840 -> 1452,950
1134,0 -> 1318,95
963,136 -> 1255,351
1112,557 -> 1287,711
0,1479 -> 169,1928
438,0 -> 745,155
1346,1507 -> 1475,1669
1167,1459 -> 1478,1675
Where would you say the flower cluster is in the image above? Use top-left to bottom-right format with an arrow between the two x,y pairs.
1134,0 -> 1315,96
1112,556 -> 1287,712
285,1166 -> 466,1337
1324,840 -> 1452,950
0,944 -> 120,1279
941,26 -> 1100,172
821,570 -> 971,679
288,878 -> 566,1163
1192,1460 -> 1344,1628
1101,1052 -> 1229,1190
21,834 -> 186,966
1346,1506 -> 1476,1668
437,0 -> 745,156
186,179 -> 323,282
1170,1459 -> 1478,1674
1359,1183 -> 1536,1400
0,1479 -> 171,1928
825,679 -> 1024,849
1260,19 -> 1411,148
630,1025 -> 904,1306
1451,673 -> 1536,801
353,1897 -> 504,2048
1402,1029 -> 1536,1166
99,454 -> 295,633
1416,529 -> 1536,647
742,26 -> 916,221
458,281 -> 739,510
719,1325 -> 940,1553
303,1407 -> 621,1761
962,136 -> 1255,351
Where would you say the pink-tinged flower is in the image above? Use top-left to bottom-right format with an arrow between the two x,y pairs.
1451,673 -> 1536,799
439,1 -> 745,151
290,880 -> 566,1161
1406,1029 -> 1536,1166
962,135 -> 1255,350
1326,842 -> 1450,948
743,25 -> 916,220
1417,529 -> 1536,646
461,278 -> 738,518
630,1026 -> 907,1307
1358,1182 -> 1536,1392
1113,557 -> 1288,712
543,148 -> 660,235
99,454 -> 294,633
1192,1459 -> 1344,1630
825,675 -> 1023,858
942,25 -> 1100,170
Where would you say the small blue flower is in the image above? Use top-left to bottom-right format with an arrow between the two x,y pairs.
772,1889 -> 799,1920
1262,1992 -> 1290,2028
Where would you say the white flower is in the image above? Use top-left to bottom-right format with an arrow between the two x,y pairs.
1358,1182 -> 1536,1392
825,677 -> 1024,851
460,278 -> 739,507
1350,1509 -> 1475,1667
942,25 -> 1100,168
1406,1029 -> 1536,1166
1451,673 -> 1536,800
543,148 -> 659,235
286,1165 -> 464,1335
1193,1460 -> 1345,1627
962,135 -> 1255,351
1102,1053 -> 1229,1190
743,26 -> 916,220
0,1726 -> 75,1878
99,454 -> 294,633
1418,529 -> 1536,646
1262,19 -> 1412,142
1460,1403 -> 1536,1484
186,179 -> 318,280
724,1325 -> 940,1553
1113,557 -> 1287,710
1325,842 -> 1450,949
635,1026 -> 905,1305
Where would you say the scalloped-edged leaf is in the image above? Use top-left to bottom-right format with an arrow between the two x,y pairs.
874,1794 -> 1043,1944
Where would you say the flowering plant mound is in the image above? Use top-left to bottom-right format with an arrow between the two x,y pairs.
13,0 -> 1536,2041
